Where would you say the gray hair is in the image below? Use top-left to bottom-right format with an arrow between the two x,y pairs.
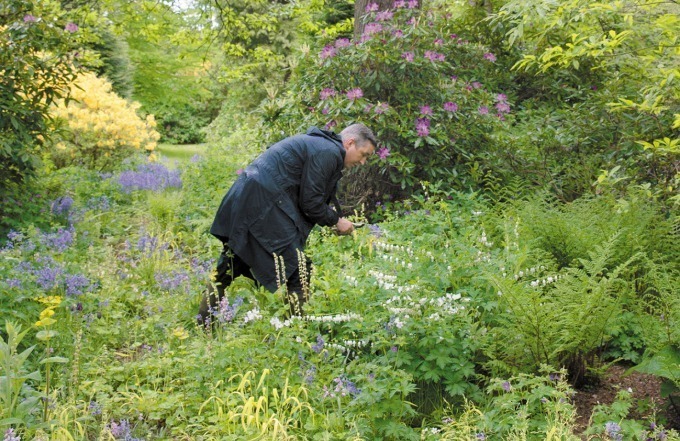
340,123 -> 377,149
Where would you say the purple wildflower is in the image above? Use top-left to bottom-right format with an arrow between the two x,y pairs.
325,120 -> 337,130
415,117 -> 430,137
364,104 -> 374,113
434,38 -> 444,45
478,106 -> 489,115
236,168 -> 243,175
312,335 -> 325,353
321,107 -> 329,115
303,366 -> 316,384
51,195 -> 74,217
88,401 -> 102,416
502,381 -> 511,392
109,419 -> 132,439
483,52 -> 497,62
117,163 -> 182,192
64,22 -> 78,33
377,146 -> 390,160
155,270 -> 190,292
335,38 -> 351,48
65,274 -> 90,296
24,15 -> 37,23
476,434 -> 486,440
407,0 -> 418,8
390,346 -> 398,352
40,226 -> 75,253
496,93 -> 508,102
346,88 -> 363,100
319,88 -> 337,100
320,45 -> 336,59
406,17 -> 416,26
215,296 -> 244,323
4,428 -> 20,441
393,0 -> 406,8
443,102 -> 458,112
5,279 -> 22,289
401,51 -> 414,62
369,224 -> 382,238
419,105 -> 432,115
472,81 -> 482,89
604,422 -> 623,441
392,29 -> 404,38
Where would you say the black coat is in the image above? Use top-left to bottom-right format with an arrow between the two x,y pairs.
210,127 -> 345,292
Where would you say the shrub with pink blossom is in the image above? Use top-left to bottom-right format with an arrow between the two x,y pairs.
260,3 -> 512,200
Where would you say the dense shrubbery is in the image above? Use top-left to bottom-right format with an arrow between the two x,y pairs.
49,72 -> 160,170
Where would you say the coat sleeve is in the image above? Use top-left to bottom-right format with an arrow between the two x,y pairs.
299,149 -> 340,226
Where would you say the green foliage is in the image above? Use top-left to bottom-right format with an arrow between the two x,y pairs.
0,0 -> 81,190
0,322 -> 41,430
491,0 -> 680,198
90,28 -> 134,99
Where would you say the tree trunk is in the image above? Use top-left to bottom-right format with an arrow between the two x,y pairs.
354,0 -> 395,38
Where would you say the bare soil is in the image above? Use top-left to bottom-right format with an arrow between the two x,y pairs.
573,364 -> 680,436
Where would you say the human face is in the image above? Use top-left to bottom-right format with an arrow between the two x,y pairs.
343,138 -> 375,169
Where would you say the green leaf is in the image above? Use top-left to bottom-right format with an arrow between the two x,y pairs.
40,356 -> 69,364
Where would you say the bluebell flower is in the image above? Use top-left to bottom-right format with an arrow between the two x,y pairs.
51,196 -> 74,217
605,422 -> 623,441
312,335 -> 325,353
117,163 -> 182,192
65,274 -> 90,296
40,226 -> 75,252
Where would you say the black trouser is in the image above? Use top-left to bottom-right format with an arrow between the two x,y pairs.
197,245 -> 312,326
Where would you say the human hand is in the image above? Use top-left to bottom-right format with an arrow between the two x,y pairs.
335,218 -> 354,235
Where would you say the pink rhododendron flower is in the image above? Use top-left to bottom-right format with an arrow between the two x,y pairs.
483,52 -> 497,62
320,45 -> 336,59
401,51 -> 414,62
424,51 -> 445,62
64,22 -> 78,33
364,22 -> 383,35
443,102 -> 458,112
416,117 -> 430,137
478,106 -> 489,115
495,102 -> 510,113
346,88 -> 363,100
377,146 -> 390,160
24,14 -> 37,23
419,105 -> 432,115
376,10 -> 394,21
335,38 -> 351,48
375,102 -> 390,114
319,88 -> 337,100
365,2 -> 379,12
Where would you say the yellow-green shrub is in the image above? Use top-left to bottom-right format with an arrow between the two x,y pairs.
49,72 -> 160,169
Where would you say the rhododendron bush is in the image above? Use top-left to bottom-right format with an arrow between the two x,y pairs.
49,72 -> 160,169
262,1 -> 512,196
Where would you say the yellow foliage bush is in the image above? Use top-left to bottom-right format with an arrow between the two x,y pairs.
50,72 -> 160,169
